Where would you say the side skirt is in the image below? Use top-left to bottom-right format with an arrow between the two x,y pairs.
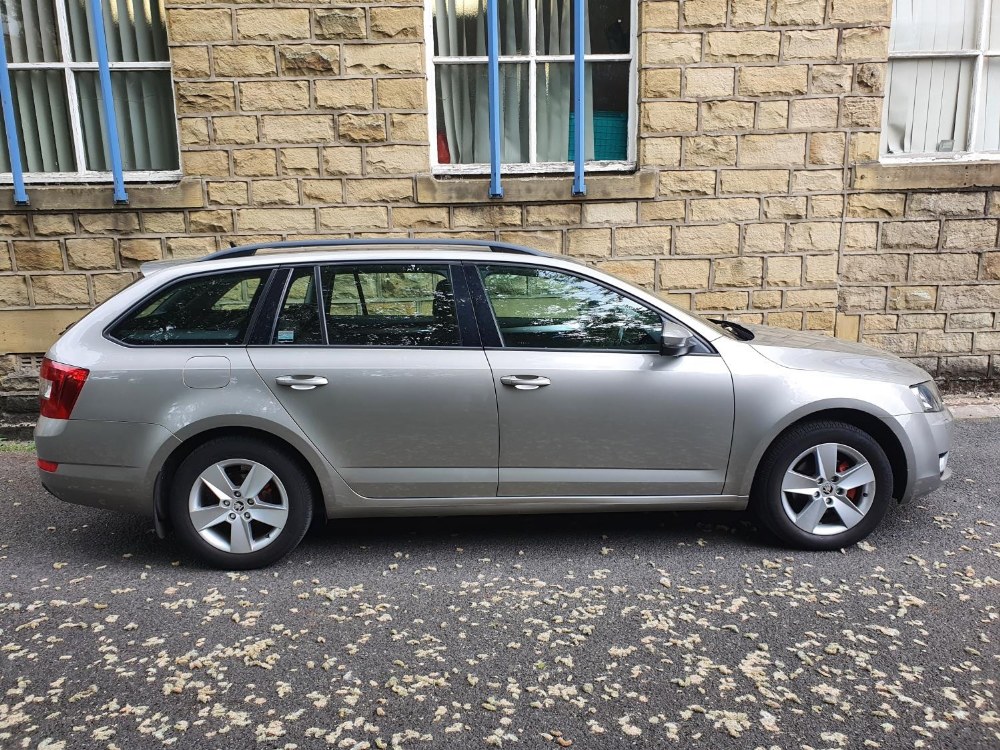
325,494 -> 749,519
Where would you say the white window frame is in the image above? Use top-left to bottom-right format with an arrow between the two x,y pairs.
424,0 -> 638,176
0,0 -> 182,185
882,0 -> 1000,163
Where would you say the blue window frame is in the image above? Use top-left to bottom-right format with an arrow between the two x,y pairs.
428,0 -> 637,198
0,0 -> 180,205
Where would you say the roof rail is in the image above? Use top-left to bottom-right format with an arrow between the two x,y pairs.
199,238 -> 551,262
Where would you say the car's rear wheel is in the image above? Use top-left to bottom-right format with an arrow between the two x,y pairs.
752,421 -> 894,551
169,437 -> 314,569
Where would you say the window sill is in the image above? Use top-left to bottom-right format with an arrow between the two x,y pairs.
0,178 -> 203,211
415,169 -> 657,204
853,161 -> 1000,191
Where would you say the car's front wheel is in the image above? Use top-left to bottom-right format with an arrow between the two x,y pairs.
752,421 -> 894,551
169,437 -> 314,569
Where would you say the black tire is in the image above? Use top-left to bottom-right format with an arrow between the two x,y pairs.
169,437 -> 314,569
751,421 -> 894,551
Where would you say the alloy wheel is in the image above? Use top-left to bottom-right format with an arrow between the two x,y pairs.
187,459 -> 290,553
779,442 -> 877,537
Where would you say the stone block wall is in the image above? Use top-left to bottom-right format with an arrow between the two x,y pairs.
2,0 -> 1000,425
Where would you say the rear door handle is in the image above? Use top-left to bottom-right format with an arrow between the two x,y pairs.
276,375 -> 328,390
500,375 -> 551,390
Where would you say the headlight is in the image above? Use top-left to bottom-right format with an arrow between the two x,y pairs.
910,381 -> 944,413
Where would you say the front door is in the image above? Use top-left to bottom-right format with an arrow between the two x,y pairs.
469,262 -> 735,497
249,262 -> 499,499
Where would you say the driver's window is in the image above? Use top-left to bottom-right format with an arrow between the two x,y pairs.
477,265 -> 662,351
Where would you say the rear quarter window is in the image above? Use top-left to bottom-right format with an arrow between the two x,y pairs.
109,270 -> 271,345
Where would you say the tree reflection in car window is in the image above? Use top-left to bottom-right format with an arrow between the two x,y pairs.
479,266 -> 662,351
110,270 -> 269,345
318,264 -> 461,347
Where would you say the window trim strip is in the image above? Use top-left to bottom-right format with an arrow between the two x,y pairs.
0,15 -> 28,206
486,0 -> 504,198
572,0 -> 586,197
88,0 -> 128,204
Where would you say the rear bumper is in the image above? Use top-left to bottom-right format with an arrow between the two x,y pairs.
35,417 -> 180,516
897,407 -> 954,503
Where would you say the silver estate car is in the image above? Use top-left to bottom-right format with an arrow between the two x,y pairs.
35,240 -> 953,569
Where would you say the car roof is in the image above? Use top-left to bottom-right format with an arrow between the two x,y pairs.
140,238 -> 563,276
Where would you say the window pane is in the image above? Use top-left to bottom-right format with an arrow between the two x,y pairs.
0,71 -> 76,173
885,59 -> 973,155
479,266 -> 661,351
976,59 -> 1000,150
110,271 -> 270,346
432,0 -> 526,56
537,62 -> 629,162
2,0 -> 61,62
990,0 -> 1000,49
274,268 -> 323,345
890,0 -> 979,52
436,64 -> 528,164
66,0 -> 170,62
320,265 -> 461,347
76,70 -> 179,171
537,0 -> 631,56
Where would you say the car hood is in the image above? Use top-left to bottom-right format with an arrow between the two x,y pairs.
742,324 -> 931,386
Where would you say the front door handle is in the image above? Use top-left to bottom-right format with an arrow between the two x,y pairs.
276,375 -> 328,390
500,375 -> 551,390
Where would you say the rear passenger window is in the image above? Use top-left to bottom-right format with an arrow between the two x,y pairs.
110,270 -> 270,345
320,264 -> 460,347
273,268 -> 323,345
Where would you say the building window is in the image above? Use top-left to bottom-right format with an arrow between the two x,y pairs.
428,0 -> 636,175
884,0 -> 1000,161
0,0 -> 180,185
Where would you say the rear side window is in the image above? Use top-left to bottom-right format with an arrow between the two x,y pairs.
273,267 -> 323,345
321,264 -> 460,347
110,270 -> 270,345
264,263 -> 461,346
270,263 -> 462,347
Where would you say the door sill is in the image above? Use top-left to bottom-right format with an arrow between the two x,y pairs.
328,494 -> 749,517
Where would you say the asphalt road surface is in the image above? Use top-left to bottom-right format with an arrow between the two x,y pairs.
0,421 -> 997,750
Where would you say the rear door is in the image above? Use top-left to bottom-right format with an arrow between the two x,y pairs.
248,262 -> 499,499
467,262 -> 735,498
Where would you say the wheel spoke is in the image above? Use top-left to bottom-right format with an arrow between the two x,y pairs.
230,517 -> 254,554
240,463 -> 275,499
793,497 -> 827,533
832,498 -> 865,529
199,463 -> 236,503
189,505 -> 230,531
838,460 -> 875,490
782,470 -> 819,496
249,504 -> 288,530
814,443 -> 839,481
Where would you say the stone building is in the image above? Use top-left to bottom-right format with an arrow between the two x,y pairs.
1,0 -> 999,426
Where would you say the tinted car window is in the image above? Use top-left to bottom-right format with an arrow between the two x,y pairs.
110,270 -> 269,345
478,265 -> 662,351
320,264 -> 460,346
273,267 -> 322,345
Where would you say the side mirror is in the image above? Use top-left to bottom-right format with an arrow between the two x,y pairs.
659,320 -> 694,357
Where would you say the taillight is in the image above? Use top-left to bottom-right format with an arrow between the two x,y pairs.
39,358 -> 89,420
37,459 -> 58,472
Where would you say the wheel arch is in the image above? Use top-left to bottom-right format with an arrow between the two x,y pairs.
153,426 -> 326,538
745,408 -> 911,503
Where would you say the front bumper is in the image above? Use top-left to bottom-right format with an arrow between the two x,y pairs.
896,407 -> 954,502
35,417 -> 180,516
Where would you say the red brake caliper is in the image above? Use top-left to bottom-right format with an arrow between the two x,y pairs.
837,459 -> 858,503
